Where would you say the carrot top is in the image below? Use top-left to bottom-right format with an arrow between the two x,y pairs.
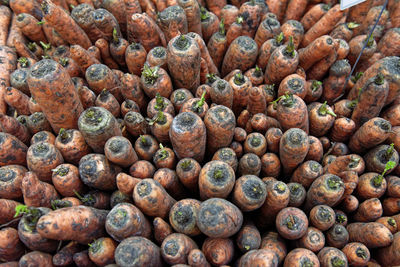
311,81 -> 322,91
284,37 -> 295,58
59,57 -> 69,67
158,144 -> 168,159
385,143 -> 395,161
284,215 -> 299,230
200,7 -> 210,21
233,72 -> 245,85
193,91 -> 207,112
147,111 -> 166,125
387,218 -> 396,227
374,73 -> 384,85
139,135 -> 150,146
112,28 -> 119,45
174,35 -> 190,50
14,205 -> 41,231
28,42 -> 38,52
219,19 -> 225,35
346,22 -> 360,29
327,176 -> 343,190
180,159 -> 192,171
142,65 -> 159,85
331,257 -> 346,267
254,66 -> 262,77
348,157 -> 361,168
37,20 -> 45,25
74,190 -> 95,206
350,72 -> 363,83
373,161 -> 396,187
318,102 -> 337,117
336,213 -> 347,224
213,169 -> 224,179
356,248 -> 368,259
275,32 -> 285,45
236,16 -> 244,25
366,35 -> 375,47
154,93 -> 166,111
17,57 -> 29,68
206,73 -> 217,84
52,165 -> 69,176
88,239 -> 102,253
51,200 -> 73,210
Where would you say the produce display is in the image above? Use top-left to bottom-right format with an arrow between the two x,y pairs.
0,0 -> 400,266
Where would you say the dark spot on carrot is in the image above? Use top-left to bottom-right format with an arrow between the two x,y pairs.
86,64 -> 107,81
108,208 -> 128,228
300,257 -> 314,267
0,168 -> 15,182
242,179 -> 264,199
80,160 -> 97,177
173,206 -> 193,226
137,181 -> 151,197
330,256 -> 346,267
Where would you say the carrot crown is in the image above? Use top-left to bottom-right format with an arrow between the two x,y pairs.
52,166 -> 69,176
355,248 -> 368,259
147,111 -> 166,125
374,73 -> 384,85
37,20 -> 45,25
233,72 -> 245,85
318,101 -> 337,117
254,66 -> 262,77
14,205 -> 41,231
388,218 -> 396,227
275,32 -> 284,45
158,144 -> 168,160
139,135 -> 149,146
174,35 -> 190,50
280,93 -> 295,107
218,18 -> 225,35
74,190 -> 95,205
180,159 -> 192,170
59,57 -> 69,67
213,169 -> 224,179
112,28 -> 119,44
284,37 -> 295,58
200,7 -> 210,21
85,109 -> 102,122
373,160 -> 396,187
88,239 -> 102,254
385,143 -> 395,160
194,91 -> 207,111
142,65 -> 159,85
336,214 -> 347,224
236,16 -> 244,25
347,100 -> 357,110
346,22 -> 360,29
17,57 -> 28,68
326,176 -> 343,190
206,73 -> 217,84
40,41 -> 51,51
51,200 -> 72,210
58,128 -> 70,141
351,72 -> 363,83
300,259 -> 314,267
366,35 -> 375,47
154,93 -> 165,110
311,81 -> 322,91
284,215 -> 297,230
331,257 -> 346,267
70,4 -> 75,9
250,136 -> 261,147
27,42 -> 37,52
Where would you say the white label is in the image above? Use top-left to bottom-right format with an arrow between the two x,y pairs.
340,0 -> 367,10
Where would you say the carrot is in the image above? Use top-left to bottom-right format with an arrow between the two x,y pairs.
160,233 -> 198,265
70,4 -> 105,43
347,222 -> 393,248
205,0 -> 225,18
267,45 -> 300,93
187,249 -> 211,267
21,171 -> 59,207
335,39 -> 350,61
299,35 -> 335,73
378,28 -> 400,57
278,128 -> 309,175
317,247 -> 348,267
330,22 -> 358,42
94,38 -> 118,69
145,47 -> 167,70
41,0 -> 91,48
176,158 -> 201,192
73,250 -> 95,267
303,80 -> 322,104
265,0 -> 288,22
196,197 -> 242,238
296,227 -> 325,252
0,114 -> 30,145
301,3 -> 330,32
275,94 -> 308,134
198,160 -> 234,200
54,128 -> 91,165
259,153 -> 280,178
287,182 -> 306,207
0,164 -> 26,200
309,205 -> 335,231
0,132 -> 27,167
382,197 -> 400,215
127,13 -> 163,52
301,4 -> 345,47
348,35 -> 377,66
281,20 -> 304,50
94,90 -> 120,118
116,172 -> 140,196
169,112 -> 206,162
177,0 -> 201,37
51,163 -> 84,197
307,46 -> 338,81
156,5 -> 187,43
153,217 -> 173,245
207,23 -> 228,71
376,231 -> 400,266
277,74 -> 306,100
365,144 -> 398,174
27,59 -> 84,132
329,118 -> 355,144
168,199 -> 201,236
234,220 -> 260,254
16,206 -> 58,253
129,159 -> 155,178
308,102 -> 336,137
18,251 -> 54,267
121,100 -> 140,118
237,152 -> 261,176
26,111 -> 52,134
353,198 -> 383,223
114,236 -> 162,267
348,117 -> 392,153
283,248 -> 319,267
0,199 -> 22,226
133,134 -> 158,161
10,68 -> 29,96
69,45 -> 100,73
263,128 -> 280,153
124,111 -> 148,137
53,241 -> 82,267
347,0 -> 371,24
85,64 -> 123,101
201,238 -> 234,266
276,207 -> 308,240
258,233 -> 285,265
283,0 -> 307,22
290,160 -> 323,189
326,223 -> 350,249
341,242 -> 370,266
133,178 -> 176,218
91,8 -> 120,42
231,174 -> 266,212
153,168 -> 186,199
15,13 -> 46,43
153,144 -> 176,169
78,153 -> 121,191
36,205 -> 108,244
220,5 -> 238,30
200,7 -> 219,44
77,107 -> 122,153
74,190 -> 111,209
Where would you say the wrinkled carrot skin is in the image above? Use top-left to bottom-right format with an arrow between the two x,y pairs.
347,222 -> 393,248
55,128 -> 92,165
301,3 -> 329,31
0,132 -> 27,167
15,13 -> 46,43
202,237 -> 234,266
283,248 -> 319,267
153,217 -> 173,245
114,236 -> 163,266
0,114 -> 30,145
259,231 -> 287,265
127,13 -> 163,52
21,171 -> 59,208
0,228 -> 24,262
299,35 -> 335,71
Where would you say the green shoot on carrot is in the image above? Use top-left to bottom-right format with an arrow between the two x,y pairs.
373,160 -> 396,187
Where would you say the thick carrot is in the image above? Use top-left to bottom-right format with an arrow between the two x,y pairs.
378,28 -> 400,57
168,198 -> 201,236
281,20 -> 304,49
207,20 -> 228,70
52,163 -> 85,197
348,117 -> 392,153
54,128 -> 91,165
176,158 -> 201,192
317,247 -> 348,267
10,68 -> 29,96
276,94 -> 309,134
114,236 -> 162,267
26,112 -> 52,134
178,0 -> 201,36
260,152 -> 281,178
21,171 -> 59,207
321,60 -> 352,105
127,13 -> 163,52
276,207 -> 308,240
147,93 -> 175,118
15,13 -> 46,43
279,128 -> 309,175
161,233 -> 198,265
341,242 -> 370,266
91,8 -> 120,42
220,4 -> 238,31
133,178 -> 176,218
0,132 -> 27,167
301,4 -> 345,47
134,135 -> 158,161
124,111 -> 148,137
200,7 -> 219,44
277,74 -> 306,99
70,4 -> 105,43
0,165 -> 26,200
266,0 -> 288,22
0,228 -> 24,262
304,80 -> 322,103
376,232 -> 400,266
347,222 -> 393,248
198,160 -> 235,199
232,174 -> 266,211
105,203 -> 151,241
264,37 -> 298,85
238,152 -> 261,176
235,220 -> 261,253
153,168 -> 185,199
202,238 -> 234,266
299,35 -> 335,71
156,5 -> 187,43
0,114 -> 30,144
290,160 -> 322,189
296,226 -> 325,252
283,248 -> 319,267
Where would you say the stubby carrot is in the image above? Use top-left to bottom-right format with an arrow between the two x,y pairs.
0,227 -> 24,262
260,231 -> 287,265
196,198 -> 243,238
235,220 -> 261,254
276,207 -> 308,240
283,248 -> 319,267
0,114 -> 30,145
21,171 -> 59,208
276,94 -> 309,134
54,128 -> 91,165
176,158 -> 201,192
0,132 -> 27,167
296,226 -> 325,252
341,242 -> 370,266
347,222 -> 393,248
0,165 -> 26,200
317,247 -> 348,267
114,236 -> 162,267
161,233 -> 198,265
127,13 -> 163,52
52,164 -> 85,197
279,128 -> 309,174
301,3 -> 330,31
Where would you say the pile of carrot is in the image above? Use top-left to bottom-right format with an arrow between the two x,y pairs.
1,0 -> 400,265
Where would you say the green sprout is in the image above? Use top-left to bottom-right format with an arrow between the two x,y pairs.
373,160 -> 396,187
318,101 -> 337,117
142,64 -> 159,85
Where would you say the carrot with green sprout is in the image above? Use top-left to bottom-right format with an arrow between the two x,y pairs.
149,111 -> 173,143
254,17 -> 281,48
52,164 -> 85,197
15,13 -> 47,43
54,128 -> 91,165
134,134 -> 158,161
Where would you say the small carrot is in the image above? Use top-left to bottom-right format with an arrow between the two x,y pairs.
277,74 -> 306,99
276,207 -> 308,240
176,158 -> 201,192
260,152 -> 281,178
232,174 -> 267,211
26,112 -> 52,134
10,68 -> 29,96
283,248 -> 319,267
275,94 -> 309,134
127,13 -> 163,52
21,171 -> 59,207
133,134 -> 158,160
114,236 -> 162,266
0,114 -> 30,145
200,7 -> 219,44
347,222 -> 393,248
202,238 -> 234,266
281,20 -> 304,49
169,199 -> 201,236
0,227 -> 26,262
0,132 -> 27,167
296,227 -> 325,252
69,44 -> 101,72
188,249 -> 211,267
52,164 -> 85,197
161,233 -> 198,265
342,242 -> 370,267
154,168 -> 185,199
238,152 -> 262,176
301,3 -> 330,31
317,247 -> 348,267
299,35 -> 335,71
53,241 -> 83,267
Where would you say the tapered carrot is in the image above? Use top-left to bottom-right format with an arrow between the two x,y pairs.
301,3 -> 330,31
264,37 -> 298,85
275,94 -> 309,133
0,132 -> 27,166
0,114 -> 30,145
201,238 -> 234,266
301,4 -> 345,47
321,59 -> 352,104
0,228 -> 25,262
21,171 -> 59,208
281,20 -> 304,49
26,111 -> 52,134
376,232 -> 400,266
156,5 -> 187,43
127,13 -> 163,52
176,158 -> 201,192
299,35 -> 335,71
279,128 -> 309,174
91,8 -> 120,42
259,231 -> 287,265
228,72 -> 252,115
152,217 -> 173,245
266,0 -> 288,22
15,13 -> 46,43
347,222 -> 393,248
